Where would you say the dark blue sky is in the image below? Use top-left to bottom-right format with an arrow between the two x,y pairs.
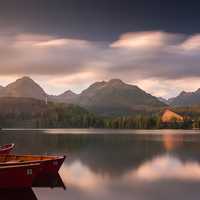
0,0 -> 200,41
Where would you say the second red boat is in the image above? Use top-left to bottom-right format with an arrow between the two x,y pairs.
0,144 -> 15,155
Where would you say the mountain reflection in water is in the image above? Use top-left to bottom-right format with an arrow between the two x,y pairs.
1,129 -> 200,200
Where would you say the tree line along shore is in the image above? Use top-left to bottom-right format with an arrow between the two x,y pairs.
0,98 -> 200,129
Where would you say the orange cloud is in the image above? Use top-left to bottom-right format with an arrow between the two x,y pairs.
111,31 -> 179,49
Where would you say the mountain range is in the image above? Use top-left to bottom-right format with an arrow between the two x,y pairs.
1,76 -> 200,115
157,90 -> 200,107
0,77 -> 165,115
75,79 -> 165,115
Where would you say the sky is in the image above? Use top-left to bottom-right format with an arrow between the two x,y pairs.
0,0 -> 200,98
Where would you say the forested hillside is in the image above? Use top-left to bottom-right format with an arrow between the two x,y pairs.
0,97 -> 200,129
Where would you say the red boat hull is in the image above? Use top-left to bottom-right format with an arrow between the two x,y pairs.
0,155 -> 65,173
31,156 -> 66,187
0,163 -> 40,188
0,154 -> 66,188
34,156 -> 65,189
39,156 -> 65,173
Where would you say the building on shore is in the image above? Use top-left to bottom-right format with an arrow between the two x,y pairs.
161,109 -> 184,123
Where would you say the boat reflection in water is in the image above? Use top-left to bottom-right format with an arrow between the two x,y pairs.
0,173 -> 65,200
0,189 -> 37,200
33,172 -> 66,189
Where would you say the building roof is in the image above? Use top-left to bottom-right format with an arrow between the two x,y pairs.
161,109 -> 184,123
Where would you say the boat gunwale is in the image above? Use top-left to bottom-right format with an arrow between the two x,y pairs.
0,154 -> 66,166
0,163 -> 40,170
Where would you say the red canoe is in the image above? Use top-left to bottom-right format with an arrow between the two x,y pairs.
0,144 -> 15,155
0,163 -> 40,188
0,154 -> 66,188
0,154 -> 65,172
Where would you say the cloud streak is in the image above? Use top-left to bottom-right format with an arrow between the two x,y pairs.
0,31 -> 200,97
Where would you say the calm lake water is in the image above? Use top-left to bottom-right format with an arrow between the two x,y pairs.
1,129 -> 200,200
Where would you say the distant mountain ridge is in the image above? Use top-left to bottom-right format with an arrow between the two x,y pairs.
75,79 -> 165,115
3,76 -> 200,108
169,89 -> 200,106
49,90 -> 77,103
0,77 -> 47,100
0,77 -> 166,115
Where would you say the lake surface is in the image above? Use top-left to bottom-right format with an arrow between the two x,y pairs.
1,129 -> 200,200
